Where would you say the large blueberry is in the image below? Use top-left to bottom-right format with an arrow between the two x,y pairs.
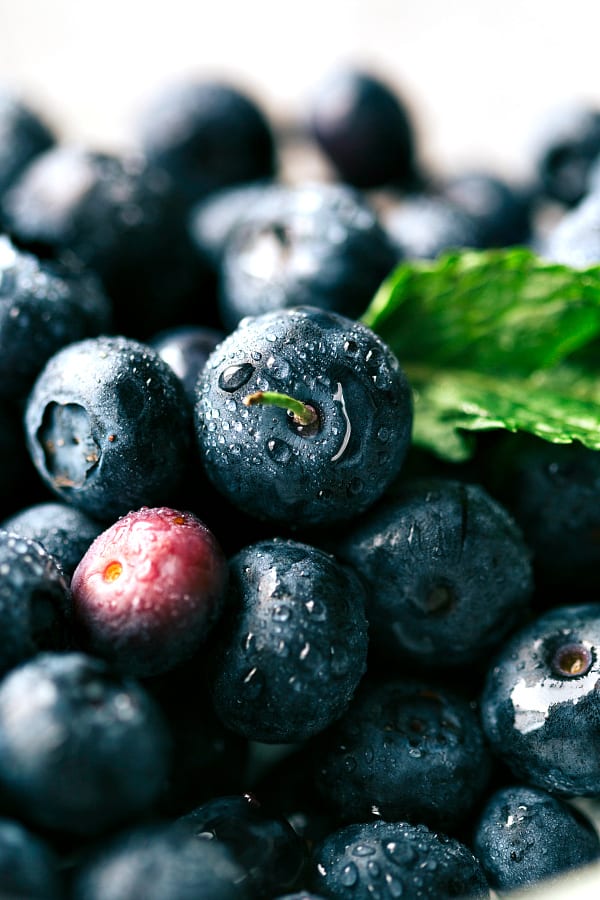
481,603 -> 600,795
0,88 -> 54,202
334,478 -> 533,669
195,307 -> 412,527
209,537 -> 368,742
25,336 -> 191,521
313,677 -> 492,832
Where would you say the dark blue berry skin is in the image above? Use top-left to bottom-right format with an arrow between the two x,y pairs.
531,104 -> 600,206
539,189 -> 600,267
334,479 -> 533,670
310,820 -> 490,900
217,182 -> 398,331
178,794 -> 307,896
0,236 -> 111,403
138,79 -> 276,205
71,822 -> 252,900
0,815 -> 63,899
481,603 -> 600,796
0,89 -> 54,203
481,435 -> 600,599
275,895 -> 326,900
3,146 -> 205,336
382,194 -> 482,260
472,784 -> 600,892
150,325 -> 225,408
209,538 -> 368,743
0,652 -> 171,836
195,307 -> 413,528
0,530 -> 71,675
441,172 -> 532,248
24,336 -> 191,521
307,69 -> 418,190
1,501 -> 103,580
313,678 -> 492,833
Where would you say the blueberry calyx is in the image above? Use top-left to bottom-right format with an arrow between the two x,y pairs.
551,642 -> 593,678
243,390 -> 320,434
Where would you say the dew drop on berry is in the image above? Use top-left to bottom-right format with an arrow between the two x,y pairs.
340,862 -> 359,887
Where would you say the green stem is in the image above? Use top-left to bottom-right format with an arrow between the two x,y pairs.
242,391 -> 318,427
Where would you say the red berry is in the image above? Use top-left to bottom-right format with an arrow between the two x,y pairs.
71,506 -> 228,676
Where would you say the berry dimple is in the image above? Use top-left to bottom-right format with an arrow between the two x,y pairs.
71,506 -> 228,676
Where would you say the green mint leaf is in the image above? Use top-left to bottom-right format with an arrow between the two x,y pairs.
361,249 -> 600,460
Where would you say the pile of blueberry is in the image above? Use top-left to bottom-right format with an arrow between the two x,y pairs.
0,68 -> 600,899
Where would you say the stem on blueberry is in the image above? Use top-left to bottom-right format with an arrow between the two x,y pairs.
243,391 -> 319,429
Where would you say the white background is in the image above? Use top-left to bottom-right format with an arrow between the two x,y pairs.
1,0 -> 600,181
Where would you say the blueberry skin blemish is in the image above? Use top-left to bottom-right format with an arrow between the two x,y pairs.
481,603 -> 600,796
25,336 -> 191,522
195,306 -> 413,528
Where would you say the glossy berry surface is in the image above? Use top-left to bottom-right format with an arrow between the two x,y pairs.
313,678 -> 491,832
71,822 -> 252,900
442,171 -> 532,247
0,530 -> 71,675
71,506 -> 228,677
138,78 -> 276,204
150,325 -> 226,408
217,182 -> 397,330
0,652 -> 171,835
481,603 -> 600,795
25,336 -> 191,521
2,500 -> 103,579
334,478 -> 533,669
472,784 -> 600,892
0,815 -> 63,899
178,793 -> 307,896
195,307 -> 413,527
310,820 -> 490,900
308,68 -> 417,189
209,538 -> 369,742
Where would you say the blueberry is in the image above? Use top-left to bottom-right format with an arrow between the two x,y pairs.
195,307 -> 413,527
307,68 -> 418,189
71,822 -> 252,900
150,324 -> 226,408
178,793 -> 307,896
70,506 -> 227,677
0,652 -> 171,835
310,820 -> 490,900
481,603 -> 600,795
441,171 -> 532,247
313,678 -> 492,833
3,146 -> 205,336
24,336 -> 191,521
472,784 -> 600,891
275,895 -> 326,900
1,501 -> 103,580
481,434 -> 600,598
382,193 -> 482,260
137,79 -> 277,204
334,479 -> 533,669
0,236 -> 111,403
0,815 -> 63,899
0,530 -> 71,675
209,537 -> 368,742
217,182 -> 398,331
531,103 -> 600,206
0,88 -> 54,203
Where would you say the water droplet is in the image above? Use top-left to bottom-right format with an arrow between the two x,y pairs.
241,667 -> 264,699
340,863 -> 359,887
353,843 -> 376,857
377,426 -> 390,442
408,748 -> 422,758
367,862 -> 381,879
331,643 -> 351,676
344,339 -> 359,354
385,873 -> 404,897
348,477 -> 364,496
343,755 -> 357,773
384,842 -> 416,867
218,363 -> 254,392
266,438 -> 292,464
272,605 -> 292,622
